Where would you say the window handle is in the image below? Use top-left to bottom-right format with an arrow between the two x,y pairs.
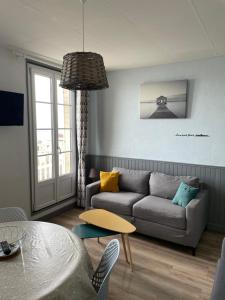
57,146 -> 62,154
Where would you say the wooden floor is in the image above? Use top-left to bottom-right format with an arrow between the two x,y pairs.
50,208 -> 224,300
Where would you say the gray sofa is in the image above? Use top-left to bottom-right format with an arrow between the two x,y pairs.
86,167 -> 208,254
211,238 -> 225,300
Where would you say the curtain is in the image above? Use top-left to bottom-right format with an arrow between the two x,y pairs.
76,90 -> 88,207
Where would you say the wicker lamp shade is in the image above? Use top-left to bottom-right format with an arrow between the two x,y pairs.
60,52 -> 109,91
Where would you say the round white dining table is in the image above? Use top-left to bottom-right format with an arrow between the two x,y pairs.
0,221 -> 97,300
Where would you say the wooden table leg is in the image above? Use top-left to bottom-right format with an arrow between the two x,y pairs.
97,237 -> 100,243
121,233 -> 129,264
126,234 -> 133,271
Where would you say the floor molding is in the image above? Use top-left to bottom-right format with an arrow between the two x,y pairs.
208,223 -> 225,233
32,197 -> 77,221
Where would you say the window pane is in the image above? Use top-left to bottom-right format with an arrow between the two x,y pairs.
57,80 -> 70,105
34,74 -> 51,102
38,155 -> 53,182
58,105 -> 71,128
58,129 -> 71,152
36,103 -> 52,129
59,152 -> 71,176
37,130 -> 52,155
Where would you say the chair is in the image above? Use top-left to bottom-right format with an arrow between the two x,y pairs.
0,207 -> 28,223
92,239 -> 120,300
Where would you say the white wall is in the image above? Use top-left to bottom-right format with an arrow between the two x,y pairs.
0,47 -> 31,216
89,56 -> 225,167
0,47 -> 75,218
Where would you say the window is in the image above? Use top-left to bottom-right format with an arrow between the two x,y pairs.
28,64 -> 75,211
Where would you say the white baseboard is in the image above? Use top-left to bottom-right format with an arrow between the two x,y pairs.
31,197 -> 77,220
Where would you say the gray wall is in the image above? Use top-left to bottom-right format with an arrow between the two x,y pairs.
86,154 -> 225,232
88,56 -> 225,167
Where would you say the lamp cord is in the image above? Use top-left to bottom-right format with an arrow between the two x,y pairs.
82,0 -> 85,52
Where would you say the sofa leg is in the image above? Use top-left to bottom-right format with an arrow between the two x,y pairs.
192,247 -> 196,256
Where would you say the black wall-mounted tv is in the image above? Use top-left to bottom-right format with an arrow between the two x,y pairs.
0,90 -> 24,126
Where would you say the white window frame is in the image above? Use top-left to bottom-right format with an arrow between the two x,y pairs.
27,63 -> 76,212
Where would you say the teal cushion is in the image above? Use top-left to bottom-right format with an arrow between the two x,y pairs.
172,182 -> 199,208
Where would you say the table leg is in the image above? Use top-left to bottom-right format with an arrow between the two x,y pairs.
97,237 -> 100,243
126,234 -> 133,271
121,234 -> 129,264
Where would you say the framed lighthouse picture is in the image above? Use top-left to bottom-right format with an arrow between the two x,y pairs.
140,80 -> 188,119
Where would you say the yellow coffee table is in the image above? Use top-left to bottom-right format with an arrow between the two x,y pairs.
79,209 -> 136,270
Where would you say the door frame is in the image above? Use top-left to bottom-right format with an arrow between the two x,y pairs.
27,62 -> 76,212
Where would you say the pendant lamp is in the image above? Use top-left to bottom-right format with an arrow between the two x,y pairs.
60,0 -> 109,90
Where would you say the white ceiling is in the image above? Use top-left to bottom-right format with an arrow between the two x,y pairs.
0,0 -> 225,70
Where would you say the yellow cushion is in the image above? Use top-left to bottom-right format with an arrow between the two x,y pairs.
100,171 -> 120,193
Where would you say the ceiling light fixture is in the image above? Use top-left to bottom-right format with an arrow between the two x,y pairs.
60,0 -> 109,91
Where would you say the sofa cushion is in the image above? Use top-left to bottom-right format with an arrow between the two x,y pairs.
91,192 -> 145,216
150,172 -> 199,199
172,182 -> 199,208
211,257 -> 225,300
133,195 -> 186,230
100,171 -> 119,192
113,167 -> 150,194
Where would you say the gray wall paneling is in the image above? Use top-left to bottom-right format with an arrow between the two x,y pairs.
86,154 -> 225,232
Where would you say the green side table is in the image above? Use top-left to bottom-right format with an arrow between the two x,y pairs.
72,224 -> 116,241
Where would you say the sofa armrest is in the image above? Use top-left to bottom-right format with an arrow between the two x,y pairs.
85,181 -> 100,209
220,238 -> 225,259
186,189 -> 208,244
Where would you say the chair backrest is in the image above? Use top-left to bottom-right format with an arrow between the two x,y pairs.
92,239 -> 120,300
0,207 -> 28,223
